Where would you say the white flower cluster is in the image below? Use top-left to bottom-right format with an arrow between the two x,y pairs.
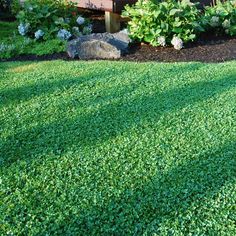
18,23 -> 30,36
35,29 -> 44,40
157,36 -> 166,47
210,16 -> 220,27
222,19 -> 230,29
57,29 -> 72,40
82,24 -> 92,35
76,16 -> 85,25
171,36 -> 183,50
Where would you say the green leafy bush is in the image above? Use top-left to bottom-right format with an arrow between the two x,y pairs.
16,0 -> 91,41
203,0 -> 236,36
0,36 -> 66,59
11,0 -> 22,16
0,21 -> 66,60
122,0 -> 204,49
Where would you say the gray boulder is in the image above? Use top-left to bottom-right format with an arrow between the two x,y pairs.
67,30 -> 131,59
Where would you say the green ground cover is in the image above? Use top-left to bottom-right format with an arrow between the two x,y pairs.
0,21 -> 17,39
0,21 -> 65,59
0,60 -> 236,235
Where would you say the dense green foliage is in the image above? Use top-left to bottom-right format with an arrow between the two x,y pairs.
0,60 -> 236,235
123,0 -> 236,48
203,0 -> 236,36
123,0 -> 203,47
16,0 -> 90,40
0,20 -> 16,39
0,21 -> 65,59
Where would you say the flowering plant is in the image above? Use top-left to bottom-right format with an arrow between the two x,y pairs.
171,36 -> 183,50
18,23 -> 30,36
16,0 -> 91,41
35,29 -> 44,39
122,0 -> 203,49
203,0 -> 236,36
57,29 -> 72,40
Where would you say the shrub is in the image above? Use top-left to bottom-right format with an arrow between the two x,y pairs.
122,0 -> 204,49
16,0 -> 91,41
0,37 -> 66,59
11,0 -> 22,15
203,0 -> 236,36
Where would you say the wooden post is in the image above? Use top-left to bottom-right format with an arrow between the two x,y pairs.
105,11 -> 121,33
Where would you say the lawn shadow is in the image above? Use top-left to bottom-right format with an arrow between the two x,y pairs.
43,141 -> 236,234
1,69 -> 235,167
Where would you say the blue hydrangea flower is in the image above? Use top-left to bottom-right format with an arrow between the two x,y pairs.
18,23 -> 30,36
35,29 -> 44,40
76,16 -> 85,25
57,29 -> 72,40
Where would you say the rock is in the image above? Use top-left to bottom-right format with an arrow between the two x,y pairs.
76,40 -> 121,59
67,30 -> 131,59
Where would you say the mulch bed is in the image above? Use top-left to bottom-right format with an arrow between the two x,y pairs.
123,35 -> 236,62
1,11 -> 236,63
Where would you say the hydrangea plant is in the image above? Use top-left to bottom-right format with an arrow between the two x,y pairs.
18,23 -> 30,36
16,0 -> 91,41
76,16 -> 85,25
122,0 -> 204,49
57,29 -> 72,40
157,36 -> 166,47
35,29 -> 44,40
171,36 -> 183,50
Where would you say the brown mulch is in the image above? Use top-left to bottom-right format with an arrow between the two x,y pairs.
1,11 -> 236,63
122,35 -> 236,62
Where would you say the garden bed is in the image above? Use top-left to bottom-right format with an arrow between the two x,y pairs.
2,17 -> 236,63
2,36 -> 236,62
124,34 -> 236,62
1,7 -> 236,63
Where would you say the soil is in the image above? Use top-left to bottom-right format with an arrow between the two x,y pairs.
122,35 -> 236,62
1,11 -> 236,63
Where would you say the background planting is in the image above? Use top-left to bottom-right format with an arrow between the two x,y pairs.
123,0 -> 236,49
